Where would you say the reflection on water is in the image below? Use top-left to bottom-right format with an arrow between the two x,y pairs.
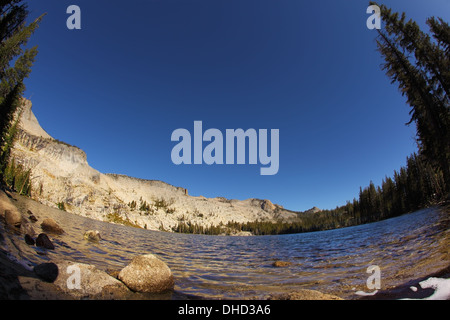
1,196 -> 449,300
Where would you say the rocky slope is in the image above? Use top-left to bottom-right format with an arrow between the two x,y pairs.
11,99 -> 304,233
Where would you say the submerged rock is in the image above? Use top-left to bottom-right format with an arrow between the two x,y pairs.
272,260 -> 292,267
41,218 -> 64,235
84,230 -> 101,241
118,254 -> 174,293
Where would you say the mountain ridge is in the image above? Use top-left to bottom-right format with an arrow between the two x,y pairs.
11,99 -> 317,234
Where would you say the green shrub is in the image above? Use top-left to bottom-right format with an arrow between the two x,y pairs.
106,212 -> 141,228
56,202 -> 66,211
3,158 -> 32,196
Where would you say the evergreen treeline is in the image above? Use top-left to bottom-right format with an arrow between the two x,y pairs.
372,1 -> 450,192
173,152 -> 446,236
173,221 -> 226,235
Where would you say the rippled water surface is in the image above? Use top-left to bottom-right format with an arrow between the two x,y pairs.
2,196 -> 449,299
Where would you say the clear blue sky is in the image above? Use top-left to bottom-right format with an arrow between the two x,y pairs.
23,0 -> 450,212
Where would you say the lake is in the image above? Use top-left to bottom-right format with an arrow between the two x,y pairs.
2,196 -> 449,299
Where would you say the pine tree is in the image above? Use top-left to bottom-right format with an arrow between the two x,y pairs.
371,2 -> 450,192
0,1 -> 44,182
381,176 -> 395,217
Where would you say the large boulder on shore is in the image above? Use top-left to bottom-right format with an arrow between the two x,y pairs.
50,260 -> 131,299
118,254 -> 174,293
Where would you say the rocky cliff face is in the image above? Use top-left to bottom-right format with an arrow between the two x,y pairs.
11,99 -> 300,233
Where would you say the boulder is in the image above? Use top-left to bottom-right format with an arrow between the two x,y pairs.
52,261 -> 131,299
84,230 -> 101,242
36,233 -> 55,250
41,218 -> 64,235
5,209 -> 22,228
118,254 -> 174,293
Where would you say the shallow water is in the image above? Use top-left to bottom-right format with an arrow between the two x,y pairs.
2,196 -> 449,299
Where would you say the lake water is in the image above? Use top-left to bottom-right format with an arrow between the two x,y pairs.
2,196 -> 449,300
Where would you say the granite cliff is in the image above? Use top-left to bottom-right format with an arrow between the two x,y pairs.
11,99 -> 302,233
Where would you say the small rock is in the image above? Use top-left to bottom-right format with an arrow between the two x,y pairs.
41,218 -> 64,235
84,230 -> 101,241
5,209 -> 22,228
34,262 -> 59,282
272,260 -> 292,267
24,234 -> 35,245
118,254 -> 174,293
36,233 -> 55,250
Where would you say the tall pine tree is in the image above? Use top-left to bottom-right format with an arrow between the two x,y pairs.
0,0 -> 44,183
371,2 -> 450,193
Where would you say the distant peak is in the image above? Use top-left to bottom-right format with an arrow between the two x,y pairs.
305,206 -> 321,214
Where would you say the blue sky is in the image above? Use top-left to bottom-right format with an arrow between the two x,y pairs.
23,0 -> 450,211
